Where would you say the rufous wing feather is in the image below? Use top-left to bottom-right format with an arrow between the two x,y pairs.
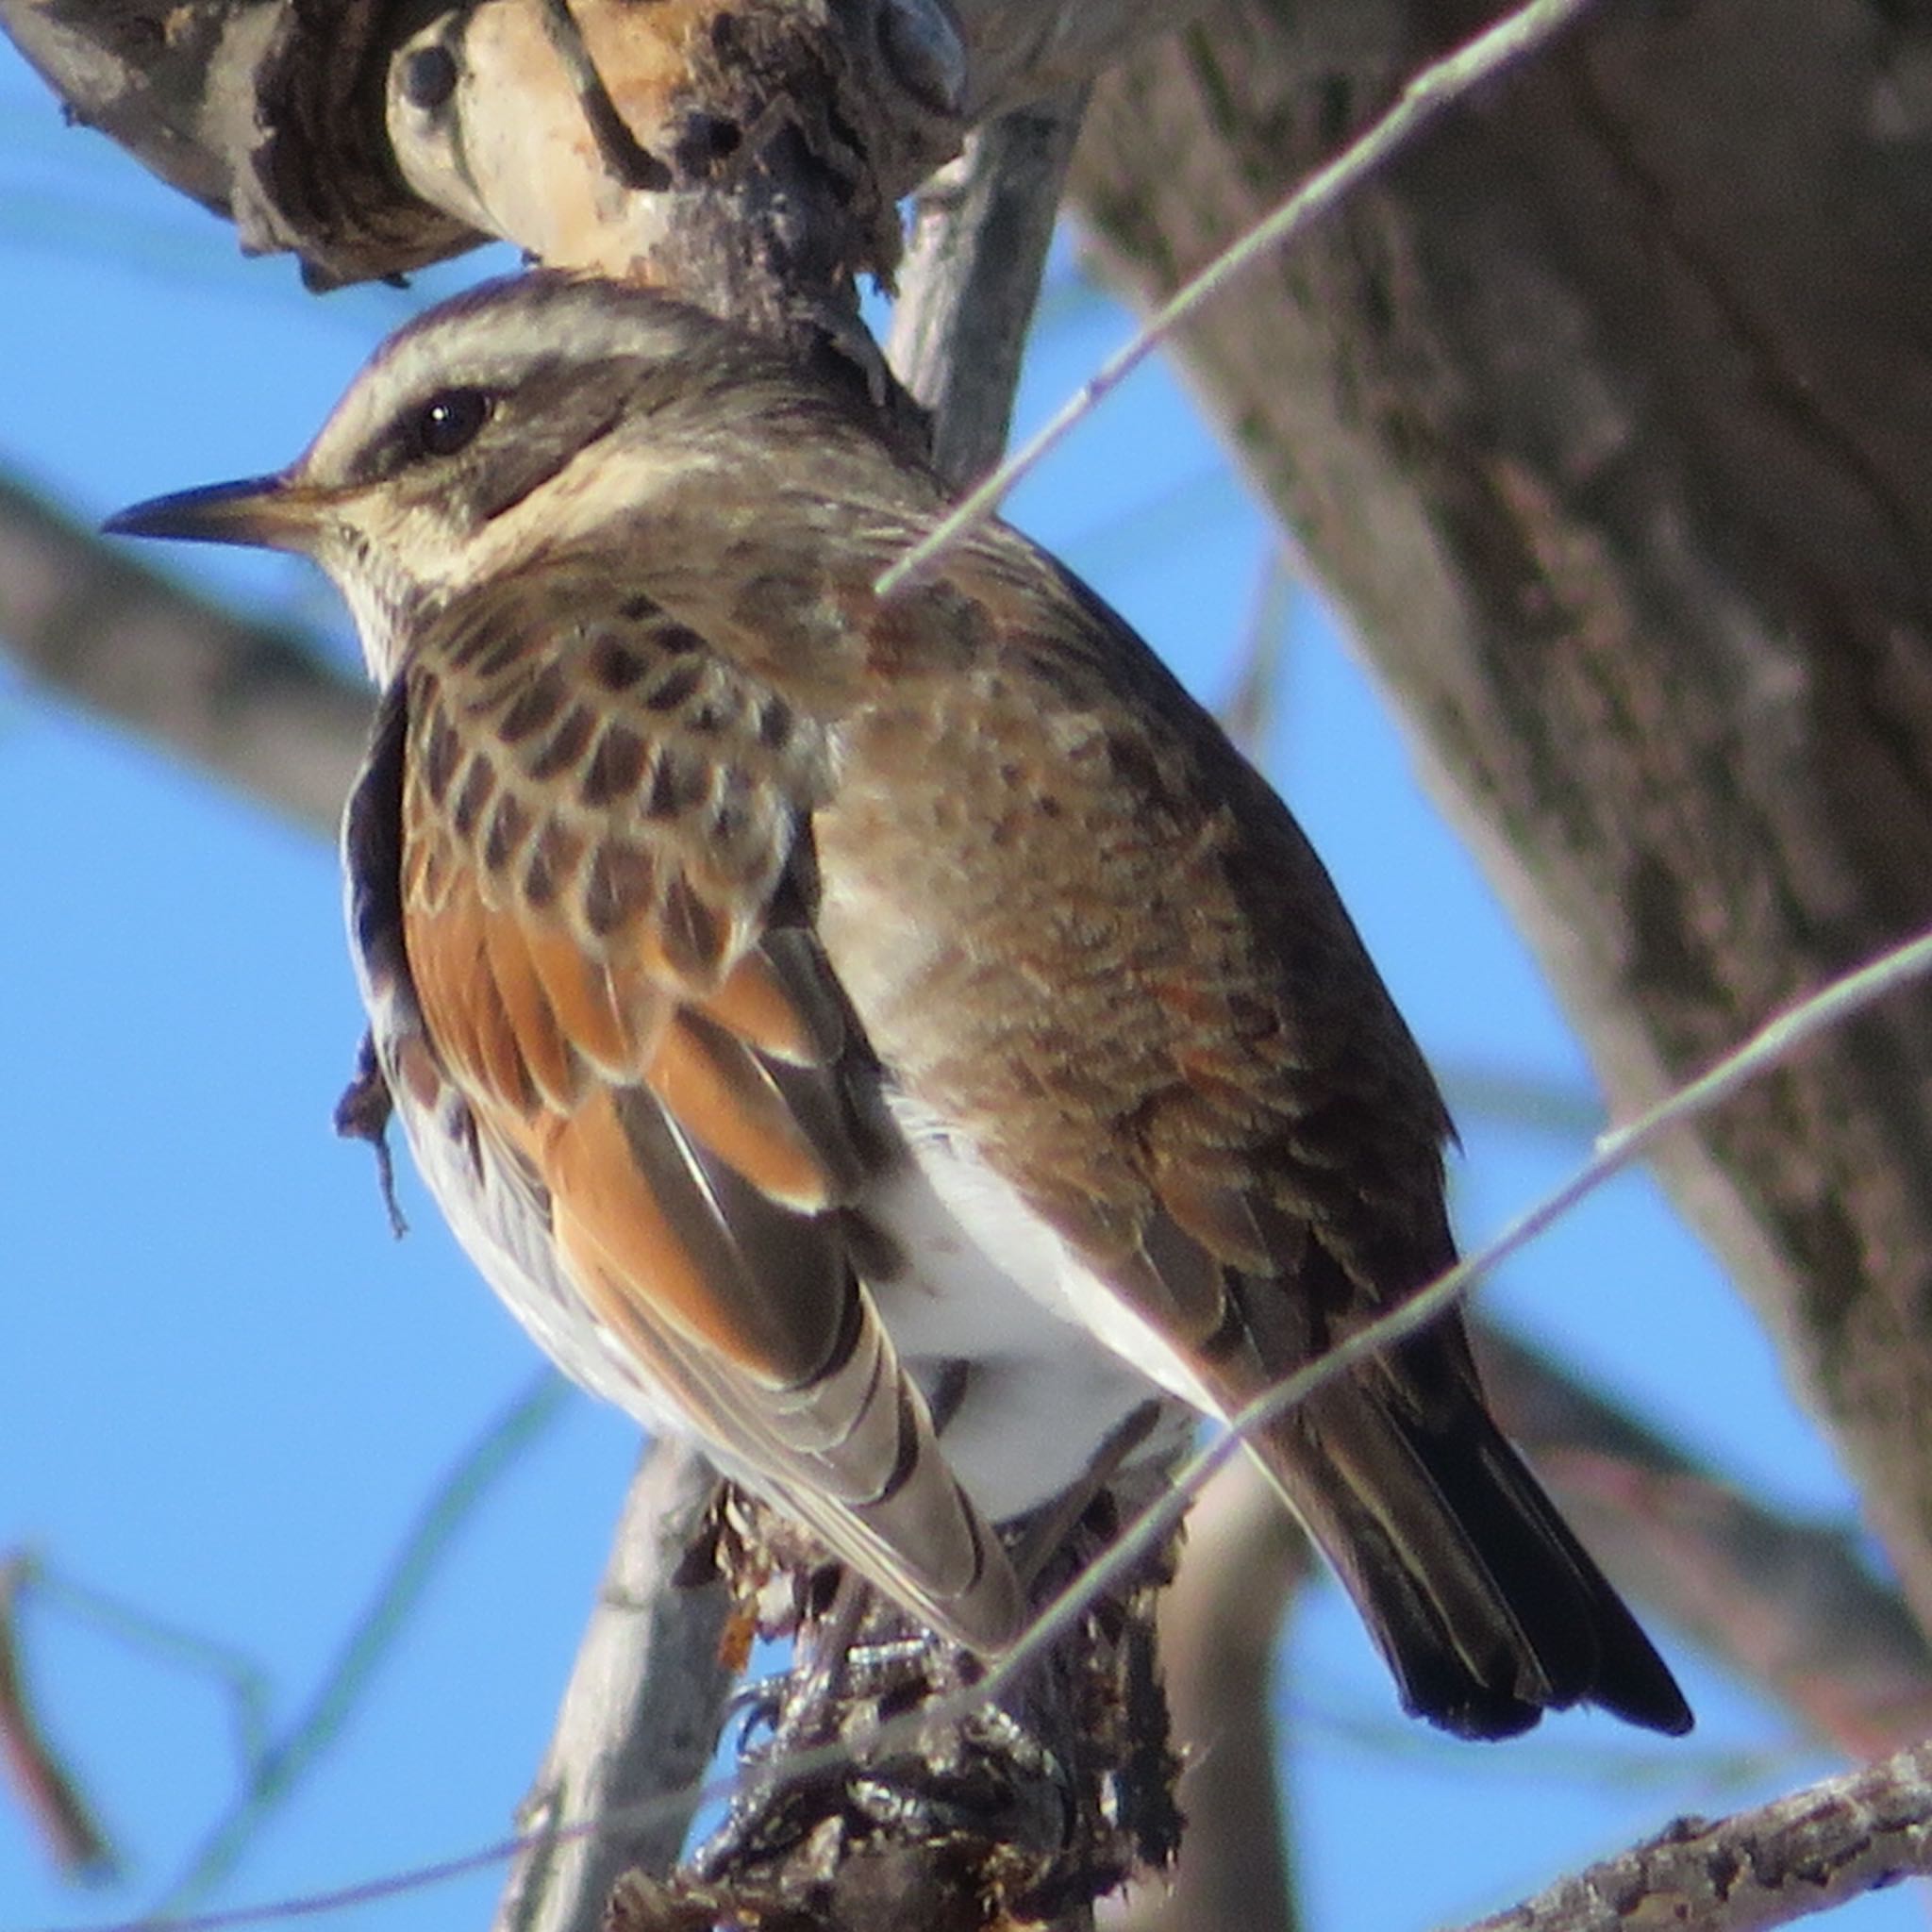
394,611 -> 1024,1653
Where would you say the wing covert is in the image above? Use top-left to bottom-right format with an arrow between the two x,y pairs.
376,575 -> 1022,1650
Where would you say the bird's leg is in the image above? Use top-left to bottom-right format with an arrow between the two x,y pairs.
691,1574 -> 933,1884
766,1564 -> 874,1752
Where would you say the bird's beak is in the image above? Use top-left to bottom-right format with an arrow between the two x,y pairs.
105,473 -> 324,552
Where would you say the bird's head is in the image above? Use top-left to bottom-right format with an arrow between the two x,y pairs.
107,273 -> 870,683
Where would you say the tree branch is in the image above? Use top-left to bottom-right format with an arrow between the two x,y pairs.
1102,1460 -> 1306,1932
887,84 -> 1091,488
1460,1738 -> 1932,1932
0,0 -> 1194,306
0,477 -> 366,835
491,1439 -> 733,1932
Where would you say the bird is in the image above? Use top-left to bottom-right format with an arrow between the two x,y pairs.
108,269 -> 1690,1741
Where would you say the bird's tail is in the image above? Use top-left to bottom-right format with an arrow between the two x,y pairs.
1252,1362 -> 1691,1740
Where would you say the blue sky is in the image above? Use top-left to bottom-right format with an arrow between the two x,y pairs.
0,37 -> 1907,1932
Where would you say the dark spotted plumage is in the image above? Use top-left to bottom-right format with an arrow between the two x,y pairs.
107,270 -> 1690,1739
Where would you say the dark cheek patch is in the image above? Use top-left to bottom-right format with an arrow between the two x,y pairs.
463,367 -> 635,522
460,431 -> 588,524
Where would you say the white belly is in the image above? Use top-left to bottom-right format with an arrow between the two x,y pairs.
375,999 -> 1200,1525
867,1096 -> 1206,1521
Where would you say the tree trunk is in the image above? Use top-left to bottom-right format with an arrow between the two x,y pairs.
1071,0 -> 1932,1633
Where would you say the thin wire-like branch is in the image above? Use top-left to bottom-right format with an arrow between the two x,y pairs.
0,1557 -> 118,1882
1457,1736 -> 1932,1932
22,1560 -> 274,1780
153,1373 -> 571,1918
1217,546 -> 1295,761
874,0 -> 1602,596
1441,1065 -> 1606,1143
36,924 -> 1932,1932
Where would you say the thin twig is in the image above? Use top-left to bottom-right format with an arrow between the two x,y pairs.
151,1373 -> 571,1918
23,1562 -> 274,1780
33,925 -> 1932,1932
0,1557 -> 118,1882
1217,546 -> 1295,760
1440,1065 -> 1605,1143
874,0 -> 1604,596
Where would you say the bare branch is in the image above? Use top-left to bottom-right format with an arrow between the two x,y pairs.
1102,1461 -> 1307,1932
875,0 -> 1602,595
0,1557 -> 117,1883
157,1375 -> 572,1917
491,1439 -> 733,1932
0,477 -> 366,836
0,0 -> 1188,303
1459,1739 -> 1932,1932
888,84 -> 1091,487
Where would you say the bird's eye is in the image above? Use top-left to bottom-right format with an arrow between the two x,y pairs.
409,388 -> 493,459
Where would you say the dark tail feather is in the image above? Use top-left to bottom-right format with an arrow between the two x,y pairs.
1257,1377 -> 1692,1740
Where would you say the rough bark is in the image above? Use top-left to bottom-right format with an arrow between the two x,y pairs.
1070,0 -> 1932,1636
1460,1736 -> 1932,1932
490,1440 -> 733,1932
0,0 -> 1192,308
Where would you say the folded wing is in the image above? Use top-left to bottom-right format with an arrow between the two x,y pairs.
345,578 -> 1023,1652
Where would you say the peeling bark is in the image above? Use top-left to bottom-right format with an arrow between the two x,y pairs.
0,0 -> 1192,309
